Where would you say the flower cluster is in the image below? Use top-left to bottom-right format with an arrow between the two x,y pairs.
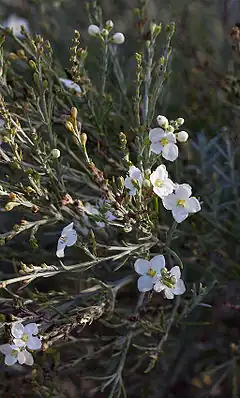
0,322 -> 42,366
134,255 -> 185,298
88,20 -> 125,44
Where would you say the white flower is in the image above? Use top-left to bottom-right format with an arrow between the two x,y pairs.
88,24 -> 100,36
2,14 -> 30,38
154,266 -> 186,299
56,222 -> 77,258
59,78 -> 81,94
112,32 -> 125,44
176,130 -> 188,143
177,117 -> 184,126
157,115 -> 169,129
134,255 -> 166,292
149,128 -> 178,161
0,344 -> 34,366
11,322 -> 42,351
84,203 -> 105,228
51,148 -> 61,158
150,165 -> 174,198
124,166 -> 143,196
162,183 -> 201,223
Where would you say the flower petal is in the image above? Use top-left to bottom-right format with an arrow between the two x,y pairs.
151,142 -> 163,154
185,197 -> 201,213
23,350 -> 34,366
170,266 -> 181,280
162,143 -> 178,161
13,338 -> 26,348
129,166 -> 142,182
5,354 -> 17,366
172,207 -> 189,223
24,323 -> 38,336
65,230 -> 77,247
96,221 -> 105,228
0,344 -> 13,355
137,275 -> 154,292
153,165 -> 167,182
124,177 -> 134,190
11,322 -> 24,339
153,280 -> 165,292
166,132 -> 176,143
149,128 -> 165,142
27,336 -> 42,351
162,194 -> 177,210
129,188 -> 137,196
134,259 -> 150,275
175,184 -> 192,199
173,279 -> 186,295
149,255 -> 165,273
164,288 -> 175,299
56,240 -> 66,258
61,222 -> 74,236
17,351 -> 26,364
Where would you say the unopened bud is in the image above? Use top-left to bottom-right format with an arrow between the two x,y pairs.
106,20 -> 114,30
80,133 -> 87,146
177,117 -> 184,126
176,130 -> 188,143
51,148 -> 61,158
101,29 -> 109,37
65,121 -> 75,133
71,107 -> 78,119
112,32 -> 125,44
29,60 -> 37,69
167,125 -> 175,133
88,24 -> 100,37
157,115 -> 169,129
8,52 -> 18,61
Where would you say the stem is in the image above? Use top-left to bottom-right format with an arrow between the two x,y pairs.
166,221 -> 177,246
101,42 -> 109,94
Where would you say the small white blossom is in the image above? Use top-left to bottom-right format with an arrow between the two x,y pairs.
11,322 -> 42,351
106,20 -> 114,29
154,266 -> 186,299
162,183 -> 201,223
88,24 -> 100,36
56,222 -> 77,258
59,78 -> 81,93
124,166 -> 143,196
84,203 -> 105,228
157,115 -> 169,129
112,32 -> 125,44
177,117 -> 184,126
2,14 -> 30,38
134,255 -> 166,292
0,344 -> 33,366
149,128 -> 178,161
150,165 -> 174,198
51,148 -> 61,158
176,130 -> 188,143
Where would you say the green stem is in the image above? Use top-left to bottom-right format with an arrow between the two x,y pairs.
101,43 -> 109,94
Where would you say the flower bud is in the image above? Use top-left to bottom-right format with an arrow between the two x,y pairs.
157,115 -> 169,129
88,24 -> 100,37
71,107 -> 78,119
51,148 -> 61,158
176,130 -> 188,142
80,133 -> 87,146
167,125 -> 175,133
112,32 -> 125,44
101,28 -> 109,37
176,117 -> 184,126
106,20 -> 114,30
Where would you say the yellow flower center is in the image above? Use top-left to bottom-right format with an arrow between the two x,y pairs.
160,137 -> 169,146
160,268 -> 176,288
60,236 -> 67,243
147,268 -> 157,278
22,333 -> 29,342
155,179 -> 164,187
12,349 -> 18,357
177,199 -> 185,207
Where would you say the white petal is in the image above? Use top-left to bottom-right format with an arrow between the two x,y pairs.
13,338 -> 26,348
61,222 -> 74,236
170,266 -> 181,280
175,184 -> 192,199
106,211 -> 116,221
129,166 -> 142,182
149,255 -> 165,273
27,336 -> 42,350
24,323 -> 38,336
162,194 -> 177,210
151,142 -> 163,154
164,288 -> 174,299
134,259 -> 150,275
162,143 -> 178,161
185,197 -> 201,213
149,128 -> 165,142
56,240 -> 66,258
60,78 -> 81,93
22,350 -> 34,366
165,132 -> 176,143
153,280 -> 165,292
129,188 -> 137,196
66,230 -> 77,247
153,164 -> 167,181
173,279 -> 186,295
96,221 -> 105,228
172,207 -> 189,223
0,344 -> 13,355
137,275 -> 154,292
84,203 -> 99,216
5,354 -> 17,366
17,351 -> 26,364
11,322 -> 24,338
124,177 -> 134,190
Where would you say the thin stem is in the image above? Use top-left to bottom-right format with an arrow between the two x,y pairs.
101,42 -> 109,94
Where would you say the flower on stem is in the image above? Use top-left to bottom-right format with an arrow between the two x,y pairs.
124,166 -> 143,196
3,14 -> 30,37
0,344 -> 33,366
134,255 -> 166,292
150,164 -> 174,198
162,183 -> 201,223
149,128 -> 178,161
112,32 -> 125,44
157,115 -> 169,129
59,78 -> 81,94
154,266 -> 186,299
11,322 -> 42,351
175,130 -> 188,143
88,24 -> 100,36
56,222 -> 77,258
